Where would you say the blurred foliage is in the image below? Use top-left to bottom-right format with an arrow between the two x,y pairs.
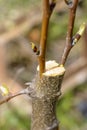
0,104 -> 31,130
0,0 -> 39,9
56,82 -> 87,130
0,0 -> 87,130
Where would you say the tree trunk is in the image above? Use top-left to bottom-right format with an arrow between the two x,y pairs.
31,62 -> 65,130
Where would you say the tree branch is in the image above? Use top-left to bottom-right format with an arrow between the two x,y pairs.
0,87 -> 33,105
61,0 -> 79,65
38,0 -> 56,77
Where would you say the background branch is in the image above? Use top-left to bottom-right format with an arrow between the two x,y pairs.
39,0 -> 56,77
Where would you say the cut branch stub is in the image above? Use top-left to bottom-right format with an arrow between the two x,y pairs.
31,61 -> 65,130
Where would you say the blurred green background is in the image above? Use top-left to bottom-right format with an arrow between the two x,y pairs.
0,0 -> 87,130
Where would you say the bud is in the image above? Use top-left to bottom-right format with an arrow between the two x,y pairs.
31,42 -> 40,55
0,84 -> 9,96
72,22 -> 86,46
77,22 -> 86,36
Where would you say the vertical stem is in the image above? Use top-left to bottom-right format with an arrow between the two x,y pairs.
39,0 -> 50,77
83,26 -> 87,59
67,0 -> 79,43
61,0 -> 78,65
39,0 -> 56,77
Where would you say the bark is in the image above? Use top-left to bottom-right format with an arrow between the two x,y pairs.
31,62 -> 65,130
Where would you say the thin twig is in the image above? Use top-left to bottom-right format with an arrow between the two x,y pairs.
0,87 -> 32,105
61,0 -> 79,65
39,0 -> 56,77
83,26 -> 87,58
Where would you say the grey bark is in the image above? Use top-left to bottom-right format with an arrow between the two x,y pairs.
31,72 -> 64,130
